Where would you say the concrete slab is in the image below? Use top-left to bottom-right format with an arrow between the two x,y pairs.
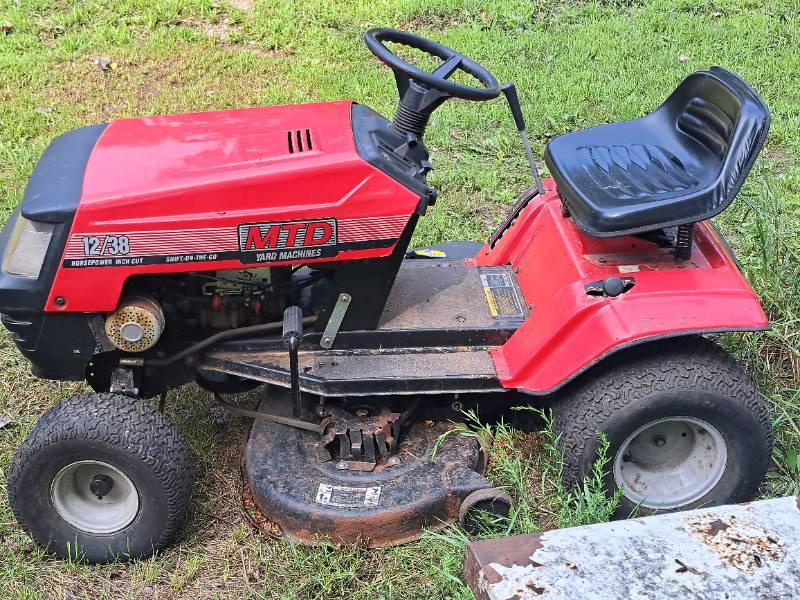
464,496 -> 800,599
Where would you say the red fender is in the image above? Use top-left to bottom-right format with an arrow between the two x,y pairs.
476,181 -> 768,394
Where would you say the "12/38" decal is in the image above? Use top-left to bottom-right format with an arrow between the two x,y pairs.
82,235 -> 131,256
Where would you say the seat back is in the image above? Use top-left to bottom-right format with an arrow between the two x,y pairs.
666,67 -> 770,210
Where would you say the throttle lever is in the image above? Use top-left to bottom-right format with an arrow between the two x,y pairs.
501,82 -> 545,195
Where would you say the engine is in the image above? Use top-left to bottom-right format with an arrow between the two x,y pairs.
102,266 -> 321,353
194,267 -> 289,329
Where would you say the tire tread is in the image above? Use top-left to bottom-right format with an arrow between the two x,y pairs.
7,393 -> 193,556
552,335 -> 772,488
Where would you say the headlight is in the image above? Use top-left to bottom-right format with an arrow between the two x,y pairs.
2,215 -> 54,278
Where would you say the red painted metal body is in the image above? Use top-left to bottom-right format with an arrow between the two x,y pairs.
40,95 -> 767,395
476,180 -> 768,394
46,101 -> 418,312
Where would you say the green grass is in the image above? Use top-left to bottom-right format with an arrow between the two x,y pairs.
1,0 -> 799,597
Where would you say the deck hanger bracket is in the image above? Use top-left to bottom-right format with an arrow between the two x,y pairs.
109,366 -> 138,397
320,293 -> 352,349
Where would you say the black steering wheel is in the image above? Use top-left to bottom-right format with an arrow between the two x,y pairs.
364,28 -> 500,102
364,29 -> 501,137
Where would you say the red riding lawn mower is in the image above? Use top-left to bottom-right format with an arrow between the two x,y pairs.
3,29 -> 773,563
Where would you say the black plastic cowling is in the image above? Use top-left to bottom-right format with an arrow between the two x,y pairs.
0,124 -> 107,380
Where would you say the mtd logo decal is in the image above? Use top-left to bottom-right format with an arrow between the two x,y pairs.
237,219 -> 338,263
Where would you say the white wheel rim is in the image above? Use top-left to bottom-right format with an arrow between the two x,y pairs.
51,460 -> 140,534
613,417 -> 727,509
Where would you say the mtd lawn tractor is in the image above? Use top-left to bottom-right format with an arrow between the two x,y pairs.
2,29 -> 773,563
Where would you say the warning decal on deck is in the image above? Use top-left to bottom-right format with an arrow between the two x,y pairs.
315,483 -> 381,508
480,270 -> 526,319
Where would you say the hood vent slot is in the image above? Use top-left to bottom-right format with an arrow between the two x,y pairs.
288,129 -> 313,154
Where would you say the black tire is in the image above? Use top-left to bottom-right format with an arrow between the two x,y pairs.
7,393 -> 193,563
551,336 -> 772,516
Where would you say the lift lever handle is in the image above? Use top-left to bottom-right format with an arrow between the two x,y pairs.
283,306 -> 304,344
283,306 -> 304,417
501,82 -> 545,195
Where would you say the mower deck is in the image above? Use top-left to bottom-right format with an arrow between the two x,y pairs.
201,262 -> 527,396
244,386 -> 492,547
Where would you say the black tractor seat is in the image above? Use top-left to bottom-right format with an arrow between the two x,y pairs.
544,67 -> 770,239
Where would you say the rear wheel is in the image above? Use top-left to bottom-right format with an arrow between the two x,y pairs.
7,393 -> 193,563
551,336 -> 772,516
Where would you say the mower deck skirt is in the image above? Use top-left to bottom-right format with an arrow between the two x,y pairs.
245,387 -> 493,547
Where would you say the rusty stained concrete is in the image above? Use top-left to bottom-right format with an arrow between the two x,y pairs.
465,496 -> 800,600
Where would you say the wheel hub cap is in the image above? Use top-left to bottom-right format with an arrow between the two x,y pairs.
613,417 -> 727,509
51,460 -> 140,534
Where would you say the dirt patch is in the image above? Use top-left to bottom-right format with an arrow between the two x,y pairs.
759,336 -> 799,388
203,16 -> 238,42
229,0 -> 255,11
36,46 -> 290,123
401,8 -> 475,33
195,13 -> 293,58
763,145 -> 789,163
221,39 -> 295,59
30,14 -> 67,47
38,55 -> 186,121
405,1 -> 644,34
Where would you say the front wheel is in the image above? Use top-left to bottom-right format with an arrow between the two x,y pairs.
552,336 -> 772,516
7,393 -> 194,563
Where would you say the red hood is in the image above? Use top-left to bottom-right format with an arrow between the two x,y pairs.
80,101 -> 361,224
46,100 -> 422,312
